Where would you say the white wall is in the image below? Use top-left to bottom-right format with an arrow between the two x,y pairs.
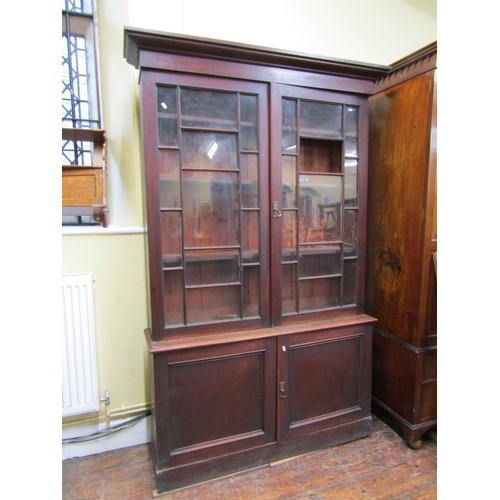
129,0 -> 437,65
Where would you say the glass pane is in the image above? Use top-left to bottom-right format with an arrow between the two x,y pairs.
163,270 -> 184,326
240,94 -> 258,151
181,89 -> 237,129
344,243 -> 357,258
185,249 -> 239,286
183,171 -> 239,247
241,154 -> 259,208
282,98 -> 297,153
282,156 -> 296,208
186,286 -> 240,323
62,28 -> 99,129
62,139 -> 93,166
299,245 -> 341,278
63,0 -> 94,14
344,159 -> 358,208
299,175 -> 342,242
344,137 -> 358,158
242,211 -> 260,262
344,209 -> 358,249
299,277 -> 341,310
243,266 -> 260,317
282,263 -> 297,314
157,87 -> 178,147
300,101 -> 342,138
345,106 -> 358,135
161,212 -> 182,267
300,138 -> 342,173
159,150 -> 181,208
344,106 -> 358,157
182,131 -> 237,170
343,259 -> 357,305
282,211 -> 297,261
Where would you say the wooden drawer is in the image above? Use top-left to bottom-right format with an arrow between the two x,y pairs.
62,167 -> 104,206
422,348 -> 437,381
419,380 -> 437,421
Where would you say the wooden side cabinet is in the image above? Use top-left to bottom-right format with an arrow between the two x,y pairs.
366,43 -> 437,449
125,28 -> 385,493
62,127 -> 108,226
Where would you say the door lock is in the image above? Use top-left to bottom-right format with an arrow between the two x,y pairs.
279,381 -> 286,399
273,201 -> 282,218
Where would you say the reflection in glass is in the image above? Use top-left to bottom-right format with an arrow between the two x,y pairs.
243,266 -> 260,317
157,87 -> 178,146
183,171 -> 239,247
344,106 -> 358,136
282,211 -> 297,259
343,259 -> 357,305
344,137 -> 358,158
161,212 -> 182,267
180,89 -> 237,129
343,209 -> 357,248
282,263 -> 297,314
344,159 -> 357,207
242,211 -> 260,259
299,277 -> 341,310
344,243 -> 357,258
182,131 -> 238,170
299,245 -> 341,278
282,99 -> 297,153
163,270 -> 184,326
282,156 -> 296,208
159,150 -> 180,208
241,154 -> 259,208
299,175 -> 342,243
300,101 -> 342,137
240,94 -> 258,151
185,249 -> 240,286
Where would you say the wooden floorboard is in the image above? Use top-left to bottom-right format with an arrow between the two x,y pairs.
62,415 -> 436,499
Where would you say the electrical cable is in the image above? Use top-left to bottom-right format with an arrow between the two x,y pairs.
62,410 -> 151,444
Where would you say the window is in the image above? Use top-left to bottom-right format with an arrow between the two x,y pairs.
62,0 -> 107,226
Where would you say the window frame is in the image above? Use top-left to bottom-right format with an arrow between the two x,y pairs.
62,0 -> 107,227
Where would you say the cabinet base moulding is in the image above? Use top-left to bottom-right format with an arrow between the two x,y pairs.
372,399 -> 436,450
153,416 -> 372,494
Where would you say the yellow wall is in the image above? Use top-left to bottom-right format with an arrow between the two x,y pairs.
62,233 -> 149,420
129,0 -> 437,65
62,0 -> 436,425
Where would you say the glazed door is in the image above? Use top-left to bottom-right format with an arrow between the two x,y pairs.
140,71 -> 270,338
271,84 -> 369,325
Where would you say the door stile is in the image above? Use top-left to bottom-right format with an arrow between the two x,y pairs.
276,335 -> 290,442
269,82 -> 284,326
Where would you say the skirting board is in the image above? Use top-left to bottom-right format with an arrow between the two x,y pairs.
62,415 -> 151,460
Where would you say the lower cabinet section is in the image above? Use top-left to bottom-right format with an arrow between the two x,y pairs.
153,339 -> 277,471
371,330 -> 437,449
148,317 -> 374,493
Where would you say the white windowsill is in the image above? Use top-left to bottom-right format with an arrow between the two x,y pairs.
62,225 -> 146,236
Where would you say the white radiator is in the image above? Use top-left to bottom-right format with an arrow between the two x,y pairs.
62,272 -> 99,417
